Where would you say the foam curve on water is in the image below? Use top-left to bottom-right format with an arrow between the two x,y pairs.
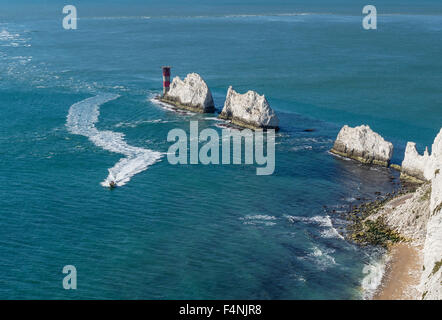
66,93 -> 163,187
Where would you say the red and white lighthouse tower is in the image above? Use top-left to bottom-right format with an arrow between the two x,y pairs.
162,66 -> 171,96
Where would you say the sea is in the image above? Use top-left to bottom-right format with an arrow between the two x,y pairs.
0,0 -> 441,299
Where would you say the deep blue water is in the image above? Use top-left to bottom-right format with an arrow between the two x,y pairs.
0,0 -> 441,299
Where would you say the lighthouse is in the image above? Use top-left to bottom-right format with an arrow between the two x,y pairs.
162,66 -> 171,96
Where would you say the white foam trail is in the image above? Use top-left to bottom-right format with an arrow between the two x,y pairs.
240,215 -> 277,226
66,93 -> 163,187
115,119 -> 174,128
243,215 -> 277,220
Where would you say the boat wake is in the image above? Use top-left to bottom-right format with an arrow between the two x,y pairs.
66,93 -> 163,187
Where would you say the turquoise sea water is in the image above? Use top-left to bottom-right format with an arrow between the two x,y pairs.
0,0 -> 441,299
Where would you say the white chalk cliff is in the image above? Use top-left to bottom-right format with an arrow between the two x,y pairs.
330,125 -> 442,298
374,129 -> 442,299
218,86 -> 279,130
330,125 -> 393,166
162,73 -> 215,113
420,130 -> 442,300
402,129 -> 442,182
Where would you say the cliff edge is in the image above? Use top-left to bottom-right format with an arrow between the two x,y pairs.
420,130 -> 442,300
401,128 -> 442,183
351,128 -> 442,299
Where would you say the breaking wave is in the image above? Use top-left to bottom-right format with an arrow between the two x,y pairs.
286,215 -> 344,240
66,93 -> 163,187
361,253 -> 390,300
299,246 -> 337,271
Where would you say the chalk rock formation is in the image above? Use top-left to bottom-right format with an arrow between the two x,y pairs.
161,73 -> 215,113
376,129 -> 442,299
420,136 -> 442,299
420,168 -> 442,299
401,129 -> 442,182
218,86 -> 279,130
330,125 -> 393,166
